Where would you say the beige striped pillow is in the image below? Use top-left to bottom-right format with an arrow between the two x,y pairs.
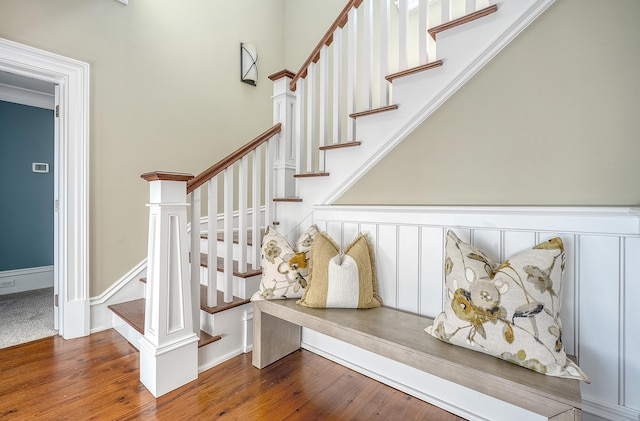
297,232 -> 382,309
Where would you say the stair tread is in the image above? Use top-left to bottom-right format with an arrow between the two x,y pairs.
319,141 -> 361,151
109,295 -> 239,345
428,4 -> 498,40
201,228 -> 265,247
349,104 -> 398,119
199,285 -> 251,315
385,60 -> 443,83
273,197 -> 303,202
199,254 -> 262,278
294,172 -> 330,178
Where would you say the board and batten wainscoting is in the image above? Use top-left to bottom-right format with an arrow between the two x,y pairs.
295,205 -> 640,421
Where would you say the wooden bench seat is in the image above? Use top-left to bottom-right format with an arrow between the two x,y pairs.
252,299 -> 582,421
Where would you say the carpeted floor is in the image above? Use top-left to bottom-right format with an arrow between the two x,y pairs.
0,287 -> 57,349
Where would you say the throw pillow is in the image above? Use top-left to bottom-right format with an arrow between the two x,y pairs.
297,232 -> 382,309
425,230 -> 589,382
251,224 -> 319,301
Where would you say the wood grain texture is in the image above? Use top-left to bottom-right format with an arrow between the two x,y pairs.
385,60 -> 444,82
428,4 -> 498,40
319,141 -> 361,151
255,299 -> 582,420
349,104 -> 398,119
0,329 -> 463,420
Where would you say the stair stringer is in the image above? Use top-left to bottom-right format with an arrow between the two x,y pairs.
275,0 -> 556,236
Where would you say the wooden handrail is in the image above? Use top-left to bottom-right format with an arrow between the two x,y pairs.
186,123 -> 282,193
289,0 -> 363,91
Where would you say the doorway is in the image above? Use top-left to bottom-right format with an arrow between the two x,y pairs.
0,37 -> 90,339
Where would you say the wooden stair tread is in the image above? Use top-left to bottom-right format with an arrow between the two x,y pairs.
349,104 -> 398,119
294,172 -> 330,178
109,297 -> 229,347
272,197 -> 303,202
200,228 -> 265,246
199,285 -> 251,315
108,299 -> 145,335
385,60 -> 443,82
428,4 -> 498,40
319,141 -> 361,151
199,254 -> 262,278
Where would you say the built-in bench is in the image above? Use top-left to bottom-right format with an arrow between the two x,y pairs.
252,299 -> 582,421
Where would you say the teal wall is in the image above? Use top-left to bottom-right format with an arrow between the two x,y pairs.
0,100 -> 54,271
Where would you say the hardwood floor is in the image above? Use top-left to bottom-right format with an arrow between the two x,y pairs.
0,329 -> 465,420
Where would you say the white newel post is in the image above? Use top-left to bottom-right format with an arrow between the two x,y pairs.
270,70 -> 297,198
139,171 -> 200,398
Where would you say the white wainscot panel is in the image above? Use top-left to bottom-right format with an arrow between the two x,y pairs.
376,224 -> 398,309
503,231 -> 537,260
420,227 -> 445,318
342,222 -> 360,248
472,229 -> 501,264
624,236 -> 640,411
397,226 -> 420,314
579,235 -> 620,404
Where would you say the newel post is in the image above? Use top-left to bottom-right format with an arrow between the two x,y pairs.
139,171 -> 199,398
270,70 -> 297,198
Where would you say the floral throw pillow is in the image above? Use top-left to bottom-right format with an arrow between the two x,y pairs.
251,225 -> 319,301
425,231 -> 589,382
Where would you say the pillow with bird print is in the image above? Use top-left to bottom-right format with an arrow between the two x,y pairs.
251,225 -> 319,301
425,230 -> 589,382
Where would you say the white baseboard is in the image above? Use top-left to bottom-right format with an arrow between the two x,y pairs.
89,259 -> 146,333
0,266 -> 53,295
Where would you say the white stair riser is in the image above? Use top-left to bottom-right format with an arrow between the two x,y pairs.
198,267 -> 260,300
198,304 -> 253,373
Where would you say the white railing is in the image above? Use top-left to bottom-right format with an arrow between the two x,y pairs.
285,0 -> 490,176
187,124 -> 281,312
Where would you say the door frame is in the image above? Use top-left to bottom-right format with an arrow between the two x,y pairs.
0,38 -> 90,339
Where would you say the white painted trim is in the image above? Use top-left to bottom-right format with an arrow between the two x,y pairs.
0,37 -> 90,339
321,0 -> 558,204
582,394 -> 640,421
313,205 -> 640,236
0,83 -> 54,109
89,259 -> 146,333
0,266 -> 54,295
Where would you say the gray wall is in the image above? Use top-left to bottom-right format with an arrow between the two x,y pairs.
0,100 -> 54,271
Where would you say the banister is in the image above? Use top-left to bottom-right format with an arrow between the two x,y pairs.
186,123 -> 282,193
290,0 -> 363,91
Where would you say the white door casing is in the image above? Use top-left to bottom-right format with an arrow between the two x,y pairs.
0,37 -> 90,339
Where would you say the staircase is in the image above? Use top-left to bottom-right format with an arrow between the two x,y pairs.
108,0 -> 556,398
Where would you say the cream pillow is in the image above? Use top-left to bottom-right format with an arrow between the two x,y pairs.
426,231 -> 589,382
297,232 -> 382,309
251,225 -> 318,301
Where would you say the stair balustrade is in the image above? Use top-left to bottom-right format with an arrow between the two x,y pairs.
281,0 -> 490,178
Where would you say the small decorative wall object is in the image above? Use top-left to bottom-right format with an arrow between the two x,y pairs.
240,43 -> 258,86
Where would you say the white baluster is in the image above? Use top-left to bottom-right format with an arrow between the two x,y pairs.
347,6 -> 357,142
207,178 -> 217,308
265,137 -> 274,226
379,0 -> 390,105
332,27 -> 343,144
398,0 -> 409,71
251,147 -> 262,266
238,155 -> 248,273
363,0 -> 373,109
189,188 -> 201,335
295,79 -> 305,176
441,0 -> 451,24
319,45 -> 329,170
306,63 -> 316,173
223,166 -> 233,303
419,0 -> 428,65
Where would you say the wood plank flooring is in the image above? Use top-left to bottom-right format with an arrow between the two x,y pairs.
0,329 -> 465,420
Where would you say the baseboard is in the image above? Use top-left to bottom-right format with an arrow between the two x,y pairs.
0,266 -> 53,295
582,395 -> 640,421
89,259 -> 146,333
